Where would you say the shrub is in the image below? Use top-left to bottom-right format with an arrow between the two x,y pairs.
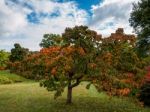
0,70 -> 28,84
0,76 -> 13,84
7,53 -> 43,80
0,50 -> 9,68
0,66 -> 5,70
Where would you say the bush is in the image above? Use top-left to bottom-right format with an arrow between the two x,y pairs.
0,76 -> 13,84
138,81 -> 150,107
7,52 -> 42,80
0,50 -> 9,68
0,66 -> 5,70
0,70 -> 28,84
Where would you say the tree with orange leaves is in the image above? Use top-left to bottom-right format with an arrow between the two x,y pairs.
94,29 -> 145,96
11,26 -> 146,104
39,26 -> 102,104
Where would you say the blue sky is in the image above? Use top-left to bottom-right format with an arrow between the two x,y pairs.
56,0 -> 102,12
0,0 -> 138,51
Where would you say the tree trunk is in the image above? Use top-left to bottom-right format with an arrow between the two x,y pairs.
66,73 -> 81,104
66,82 -> 72,104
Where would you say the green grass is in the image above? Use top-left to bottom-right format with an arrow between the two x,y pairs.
0,70 -> 30,84
0,82 -> 150,112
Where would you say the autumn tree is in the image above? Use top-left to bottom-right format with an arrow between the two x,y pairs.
94,28 -> 145,96
39,27 -> 144,103
129,0 -> 150,57
12,27 -> 145,104
39,26 -> 102,104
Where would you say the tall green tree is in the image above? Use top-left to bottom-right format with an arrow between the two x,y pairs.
39,34 -> 63,48
129,0 -> 150,57
9,43 -> 29,62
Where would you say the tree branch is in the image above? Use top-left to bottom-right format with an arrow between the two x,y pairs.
71,76 -> 83,88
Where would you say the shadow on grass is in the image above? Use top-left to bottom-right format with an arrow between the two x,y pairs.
21,96 -> 146,112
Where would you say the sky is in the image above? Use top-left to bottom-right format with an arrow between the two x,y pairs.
0,0 -> 139,51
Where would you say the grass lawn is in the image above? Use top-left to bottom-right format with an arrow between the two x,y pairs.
0,81 -> 150,112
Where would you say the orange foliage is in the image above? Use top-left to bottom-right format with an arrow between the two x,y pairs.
40,46 -> 61,55
88,63 -> 97,69
103,28 -> 136,44
0,66 -> 5,70
61,46 -> 85,56
102,52 -> 112,65
144,66 -> 150,82
116,88 -> 131,96
77,47 -> 86,55
61,46 -> 75,55
145,73 -> 150,82
51,67 -> 57,75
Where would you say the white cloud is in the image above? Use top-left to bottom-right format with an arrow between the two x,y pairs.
0,0 -> 89,51
0,0 -> 27,37
89,0 -> 139,36
31,0 -> 57,13
0,0 -> 140,51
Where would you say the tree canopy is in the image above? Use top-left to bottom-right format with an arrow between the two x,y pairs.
129,0 -> 150,56
8,26 -> 146,104
9,43 -> 29,62
39,26 -> 102,104
39,34 -> 63,48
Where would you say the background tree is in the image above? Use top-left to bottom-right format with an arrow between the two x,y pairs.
129,0 -> 150,57
0,50 -> 10,69
9,43 -> 29,62
39,34 -> 63,48
93,29 -> 145,96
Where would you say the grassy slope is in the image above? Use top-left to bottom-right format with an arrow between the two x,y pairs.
0,82 -> 150,112
0,71 -> 29,84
